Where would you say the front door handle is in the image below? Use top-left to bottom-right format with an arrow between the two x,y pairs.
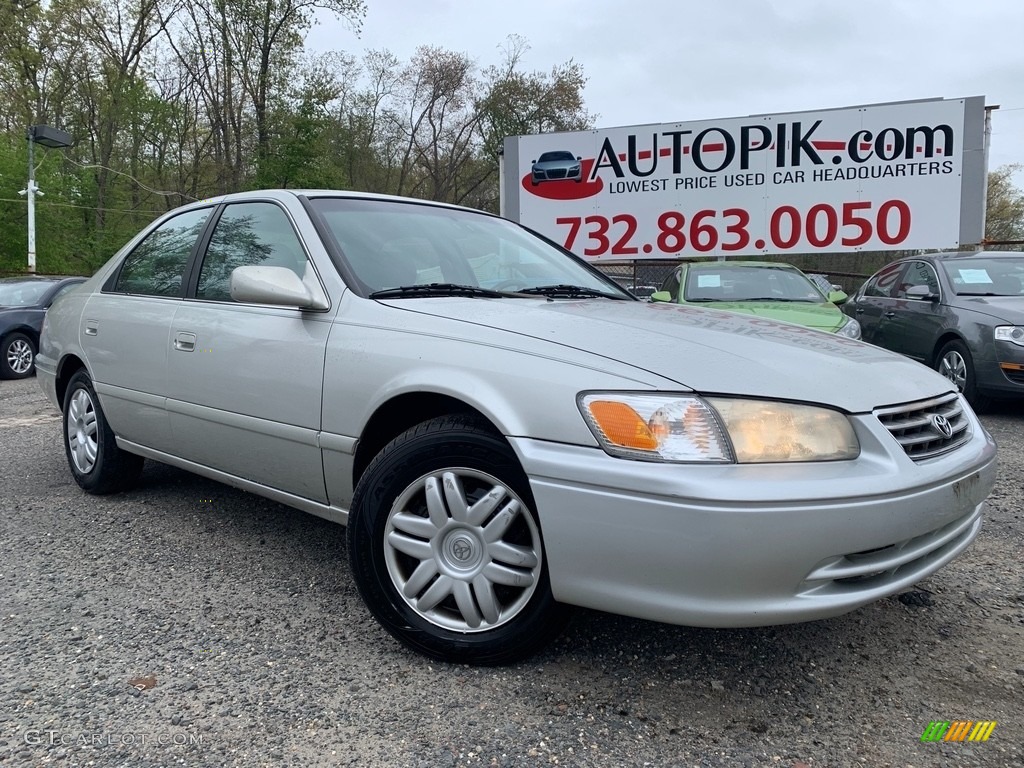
883,311 -> 896,318
853,308 -> 864,315
173,332 -> 197,352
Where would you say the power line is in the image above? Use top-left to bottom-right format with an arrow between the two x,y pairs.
61,155 -> 198,201
0,196 -> 169,215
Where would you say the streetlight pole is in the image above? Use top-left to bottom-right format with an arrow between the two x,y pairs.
26,134 -> 38,273
22,124 -> 73,274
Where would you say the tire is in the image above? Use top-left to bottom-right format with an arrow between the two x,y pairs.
62,370 -> 144,494
1,332 -> 36,379
936,339 -> 990,411
347,414 -> 568,665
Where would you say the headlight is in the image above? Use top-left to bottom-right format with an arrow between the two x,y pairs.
994,326 -> 1024,346
578,393 -> 859,463
835,315 -> 861,339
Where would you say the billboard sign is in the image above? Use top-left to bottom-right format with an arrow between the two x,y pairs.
501,97 -> 988,259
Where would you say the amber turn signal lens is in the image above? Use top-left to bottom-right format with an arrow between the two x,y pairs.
586,400 -> 659,451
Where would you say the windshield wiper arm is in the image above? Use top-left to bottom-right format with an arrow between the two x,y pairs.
517,284 -> 628,299
369,283 -> 527,299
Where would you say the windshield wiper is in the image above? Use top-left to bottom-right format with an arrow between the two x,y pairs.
733,296 -> 817,302
517,284 -> 628,299
369,283 -> 526,299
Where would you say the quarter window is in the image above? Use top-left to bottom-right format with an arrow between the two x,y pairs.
196,203 -> 308,301
114,208 -> 211,296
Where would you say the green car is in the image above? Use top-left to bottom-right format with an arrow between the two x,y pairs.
651,261 -> 862,339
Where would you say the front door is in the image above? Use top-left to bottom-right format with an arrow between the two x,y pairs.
164,200 -> 333,503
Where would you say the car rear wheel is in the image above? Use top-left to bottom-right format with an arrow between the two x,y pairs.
62,370 -> 144,494
1,332 -> 35,379
936,339 -> 990,411
347,414 -> 568,665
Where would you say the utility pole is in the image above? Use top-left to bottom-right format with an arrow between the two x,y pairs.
21,125 -> 73,274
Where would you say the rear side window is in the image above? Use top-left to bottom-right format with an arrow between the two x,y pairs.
195,202 -> 308,302
114,209 -> 211,296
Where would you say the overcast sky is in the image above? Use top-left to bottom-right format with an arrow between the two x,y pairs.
308,0 -> 1024,183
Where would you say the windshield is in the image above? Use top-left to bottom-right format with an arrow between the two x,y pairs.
941,257 -> 1024,296
309,198 -> 630,298
0,279 -> 54,307
538,151 -> 576,163
683,266 -> 824,303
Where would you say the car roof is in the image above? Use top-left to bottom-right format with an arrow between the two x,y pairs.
170,188 -> 491,218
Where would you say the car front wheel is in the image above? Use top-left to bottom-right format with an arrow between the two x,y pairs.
1,332 -> 36,379
62,370 -> 144,494
936,339 -> 990,411
347,415 -> 568,665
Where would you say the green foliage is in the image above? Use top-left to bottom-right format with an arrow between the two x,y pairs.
985,164 -> 1024,248
0,1 -> 591,274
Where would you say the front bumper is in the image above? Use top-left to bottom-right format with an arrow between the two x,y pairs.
509,407 -> 997,627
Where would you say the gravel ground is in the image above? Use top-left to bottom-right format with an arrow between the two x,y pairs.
1,376 -> 1021,768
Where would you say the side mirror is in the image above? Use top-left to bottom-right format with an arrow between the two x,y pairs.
230,266 -> 327,309
650,291 -> 673,303
904,284 -> 938,301
827,289 -> 848,305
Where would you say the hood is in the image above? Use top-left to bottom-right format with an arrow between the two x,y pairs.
387,298 -> 954,413
956,296 -> 1024,323
688,300 -> 845,331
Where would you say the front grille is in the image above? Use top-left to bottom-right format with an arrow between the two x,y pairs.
549,168 -> 568,179
875,392 -> 970,461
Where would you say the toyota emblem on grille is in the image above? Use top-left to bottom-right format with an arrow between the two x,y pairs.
931,414 -> 954,439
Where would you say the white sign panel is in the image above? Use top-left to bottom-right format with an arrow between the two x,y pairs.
502,97 -> 987,260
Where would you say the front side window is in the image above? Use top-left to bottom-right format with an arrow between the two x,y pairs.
896,261 -> 940,299
196,202 -> 309,301
863,262 -> 905,299
660,269 -> 681,298
114,208 -> 211,296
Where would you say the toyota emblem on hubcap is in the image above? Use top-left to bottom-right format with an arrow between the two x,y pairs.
451,538 -> 473,561
931,414 -> 953,439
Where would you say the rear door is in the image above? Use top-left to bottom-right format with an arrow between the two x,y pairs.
82,207 -> 214,451
164,199 -> 334,502
847,261 -> 905,347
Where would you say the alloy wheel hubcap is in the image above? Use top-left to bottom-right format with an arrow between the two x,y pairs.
384,468 -> 542,633
7,339 -> 32,374
67,388 -> 99,474
939,352 -> 967,391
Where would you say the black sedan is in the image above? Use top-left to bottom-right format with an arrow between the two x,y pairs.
0,276 -> 86,379
843,251 -> 1024,409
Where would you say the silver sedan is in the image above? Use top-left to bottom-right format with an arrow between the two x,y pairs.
37,190 -> 996,664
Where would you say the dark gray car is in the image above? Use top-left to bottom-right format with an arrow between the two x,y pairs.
844,251 -> 1024,408
0,276 -> 86,379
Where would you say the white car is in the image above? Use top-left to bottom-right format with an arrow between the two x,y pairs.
38,189 -> 997,664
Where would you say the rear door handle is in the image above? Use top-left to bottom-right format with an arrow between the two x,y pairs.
173,332 -> 197,352
84,320 -> 98,336
853,308 -> 864,315
883,311 -> 896,318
